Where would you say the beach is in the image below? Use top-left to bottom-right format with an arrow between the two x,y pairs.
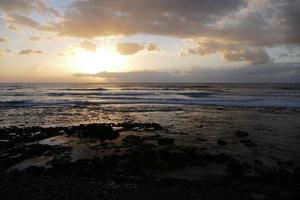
0,83 -> 300,199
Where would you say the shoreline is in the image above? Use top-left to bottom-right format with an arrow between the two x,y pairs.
1,122 -> 299,199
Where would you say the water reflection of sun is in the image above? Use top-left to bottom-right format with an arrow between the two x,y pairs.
70,48 -> 125,74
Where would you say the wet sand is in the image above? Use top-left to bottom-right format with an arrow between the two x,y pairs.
1,108 -> 300,200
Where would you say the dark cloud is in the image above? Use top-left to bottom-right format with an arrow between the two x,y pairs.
55,0 -> 299,47
57,0 -> 247,38
74,63 -> 300,83
185,63 -> 300,83
0,0 -> 59,16
18,49 -> 44,55
185,40 -> 271,64
211,0 -> 300,46
278,0 -> 300,44
80,41 -> 97,52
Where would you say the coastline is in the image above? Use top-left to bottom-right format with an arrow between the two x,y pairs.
1,118 -> 299,200
1,83 -> 300,199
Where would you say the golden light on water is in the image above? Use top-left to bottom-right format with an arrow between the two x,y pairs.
70,47 -> 125,74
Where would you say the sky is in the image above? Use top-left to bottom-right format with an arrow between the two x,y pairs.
0,0 -> 299,83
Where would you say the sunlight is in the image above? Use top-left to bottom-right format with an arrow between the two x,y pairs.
70,47 -> 125,74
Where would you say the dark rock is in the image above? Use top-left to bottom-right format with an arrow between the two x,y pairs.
217,140 -> 228,145
240,139 -> 257,147
249,193 -> 265,200
234,130 -> 249,138
25,166 -> 46,174
197,138 -> 207,142
254,159 -> 263,166
157,138 -> 174,145
114,122 -> 163,131
0,140 -> 10,149
277,160 -> 294,166
122,135 -> 143,145
78,124 -> 119,140
141,134 -> 160,141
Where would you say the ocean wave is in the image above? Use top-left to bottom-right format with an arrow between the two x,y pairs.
46,92 -> 154,97
1,98 -> 300,108
0,100 -> 33,107
179,92 -> 212,98
61,87 -> 107,91
1,83 -> 300,109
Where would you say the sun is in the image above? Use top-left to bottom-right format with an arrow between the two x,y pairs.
70,47 -> 125,74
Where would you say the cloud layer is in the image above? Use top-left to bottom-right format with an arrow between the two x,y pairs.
57,0 -> 246,38
49,0 -> 299,64
54,0 -> 300,46
0,0 -> 59,16
74,63 -> 300,83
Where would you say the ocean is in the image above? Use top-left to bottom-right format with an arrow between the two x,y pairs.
0,83 -> 300,127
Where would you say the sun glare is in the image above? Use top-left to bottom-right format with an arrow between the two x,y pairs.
70,48 -> 125,74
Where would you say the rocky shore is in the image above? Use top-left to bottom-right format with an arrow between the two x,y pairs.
0,123 -> 299,200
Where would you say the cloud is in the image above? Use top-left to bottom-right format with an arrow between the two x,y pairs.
54,0 -> 299,46
6,13 -> 40,28
224,48 -> 270,64
18,49 -> 44,55
56,0 -> 247,38
0,49 -> 12,56
0,0 -> 59,16
29,36 -> 40,41
79,41 -> 97,52
116,43 -> 145,55
185,63 -> 300,83
4,13 -> 55,31
211,0 -> 300,46
74,63 -> 300,83
116,42 -> 160,55
184,39 -> 270,64
0,38 -> 6,42
50,0 -> 300,62
278,53 -> 289,58
1,0 -> 59,31
147,43 -> 160,52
